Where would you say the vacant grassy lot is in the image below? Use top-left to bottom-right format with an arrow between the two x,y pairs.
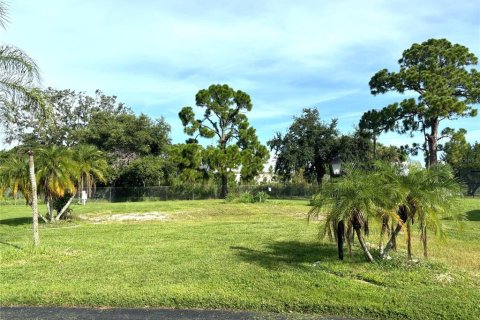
1,199 -> 479,319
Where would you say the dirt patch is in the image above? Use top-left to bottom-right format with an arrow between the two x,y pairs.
79,212 -> 168,223
435,273 -> 454,284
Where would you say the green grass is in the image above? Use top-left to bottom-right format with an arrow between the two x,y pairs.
1,199 -> 480,319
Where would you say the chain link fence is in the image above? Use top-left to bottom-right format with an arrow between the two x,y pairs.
88,183 -> 320,202
2,177 -> 478,205
1,183 -> 319,204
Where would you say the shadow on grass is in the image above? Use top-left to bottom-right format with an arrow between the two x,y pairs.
0,240 -> 22,249
231,241 -> 338,270
0,216 -> 32,226
466,209 -> 480,221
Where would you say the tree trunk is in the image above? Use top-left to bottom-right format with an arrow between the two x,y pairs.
315,161 -> 326,185
78,175 -> 84,204
406,220 -> 412,260
382,204 -> 408,257
47,196 -> 54,223
337,220 -> 344,260
351,213 -> 375,262
373,135 -> 377,162
379,216 -> 389,255
38,213 -> 48,223
354,227 -> 374,262
422,226 -> 428,258
391,224 -> 397,251
426,119 -> 439,166
381,222 -> 403,259
346,223 -> 354,258
220,173 -> 228,198
28,150 -> 40,247
56,195 -> 75,221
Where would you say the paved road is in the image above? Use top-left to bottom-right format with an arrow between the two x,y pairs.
0,307 -> 360,320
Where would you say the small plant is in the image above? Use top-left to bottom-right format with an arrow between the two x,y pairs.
253,191 -> 269,203
225,191 -> 269,203
224,193 -> 237,203
237,192 -> 255,203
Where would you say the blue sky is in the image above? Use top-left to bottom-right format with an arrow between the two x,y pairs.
1,0 -> 479,161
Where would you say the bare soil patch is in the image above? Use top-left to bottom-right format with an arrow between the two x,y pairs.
79,212 -> 168,223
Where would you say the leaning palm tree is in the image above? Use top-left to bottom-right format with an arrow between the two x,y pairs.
35,146 -> 79,222
309,164 -> 403,262
49,145 -> 107,220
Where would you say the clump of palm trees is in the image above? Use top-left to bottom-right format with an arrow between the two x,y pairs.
309,162 -> 462,262
0,145 -> 108,222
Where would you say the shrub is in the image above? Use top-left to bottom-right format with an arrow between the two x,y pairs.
225,193 -> 237,203
237,192 -> 255,203
225,191 -> 269,203
253,191 -> 269,203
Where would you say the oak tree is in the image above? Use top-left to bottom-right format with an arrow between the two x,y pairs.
268,108 -> 338,183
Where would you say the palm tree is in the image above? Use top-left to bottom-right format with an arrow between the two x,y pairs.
36,146 -> 79,222
0,153 -> 30,204
1,2 -> 42,246
309,165 -> 403,262
73,144 -> 108,201
406,165 -> 461,258
381,164 -> 462,259
0,45 -> 40,99
0,2 -> 39,99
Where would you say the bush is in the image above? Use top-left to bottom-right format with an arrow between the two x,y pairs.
253,191 -> 269,203
225,193 -> 237,203
225,191 -> 268,203
238,192 -> 255,203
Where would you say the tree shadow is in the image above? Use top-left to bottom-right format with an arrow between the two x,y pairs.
466,209 -> 480,221
0,217 -> 32,226
0,240 -> 22,249
230,241 -> 338,270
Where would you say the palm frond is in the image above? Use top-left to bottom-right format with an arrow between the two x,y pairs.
0,45 -> 40,83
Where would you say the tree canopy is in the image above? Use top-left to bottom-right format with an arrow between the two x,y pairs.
179,84 -> 268,197
442,130 -> 480,196
364,38 -> 479,167
268,108 -> 338,183
80,111 -> 171,161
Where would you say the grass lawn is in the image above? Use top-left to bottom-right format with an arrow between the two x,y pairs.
1,198 -> 479,319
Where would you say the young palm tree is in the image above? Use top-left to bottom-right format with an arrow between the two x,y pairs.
35,146 -> 79,222
406,165 -> 461,258
381,164 -> 462,259
0,153 -> 31,204
73,144 -> 108,200
309,165 -> 403,262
